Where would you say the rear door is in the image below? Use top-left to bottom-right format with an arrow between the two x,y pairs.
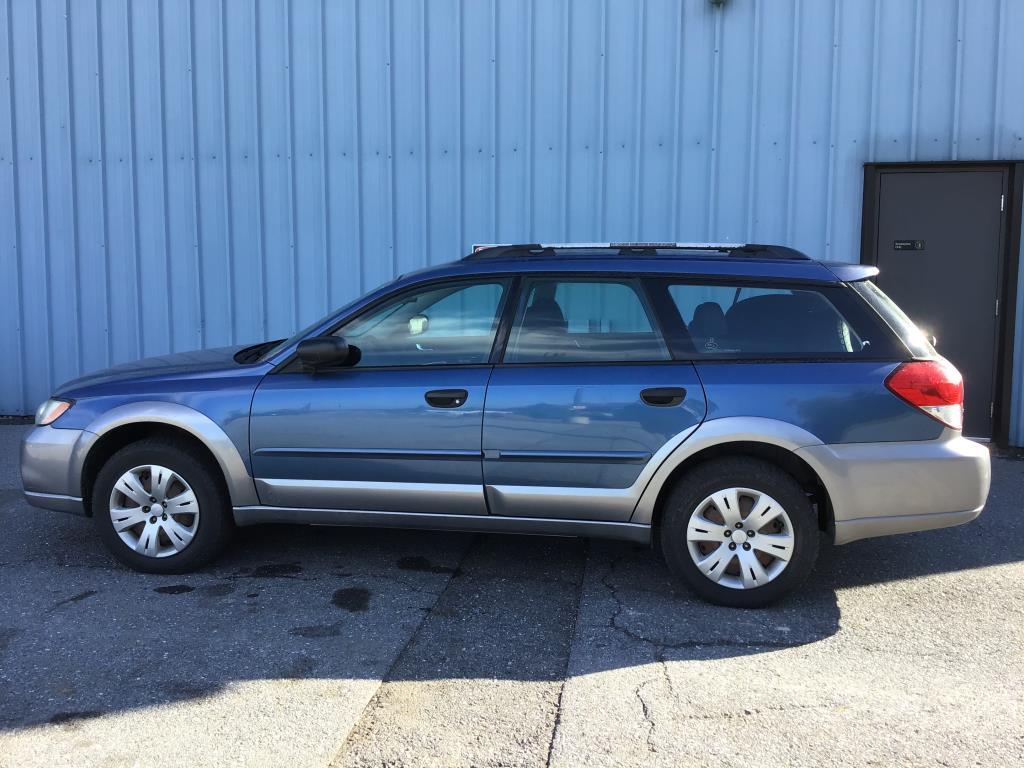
481,277 -> 707,521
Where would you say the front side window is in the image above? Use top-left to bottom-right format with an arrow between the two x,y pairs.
504,278 -> 670,363
667,282 -> 872,357
333,279 -> 509,367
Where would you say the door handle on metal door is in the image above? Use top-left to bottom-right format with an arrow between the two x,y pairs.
640,387 -> 687,407
425,389 -> 469,408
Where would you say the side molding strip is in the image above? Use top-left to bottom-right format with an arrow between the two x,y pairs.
232,505 -> 652,544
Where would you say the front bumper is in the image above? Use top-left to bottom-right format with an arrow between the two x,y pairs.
20,425 -> 91,515
797,433 -> 991,545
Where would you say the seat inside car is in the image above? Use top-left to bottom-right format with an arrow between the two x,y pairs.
726,293 -> 846,354
522,285 -> 568,333
688,301 -> 728,353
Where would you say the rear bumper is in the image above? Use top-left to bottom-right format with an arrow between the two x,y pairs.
797,433 -> 991,545
20,425 -> 89,516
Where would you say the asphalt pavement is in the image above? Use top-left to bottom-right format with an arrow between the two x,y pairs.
0,423 -> 1021,767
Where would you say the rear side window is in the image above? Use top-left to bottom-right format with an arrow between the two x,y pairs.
663,281 -> 901,359
504,278 -> 670,363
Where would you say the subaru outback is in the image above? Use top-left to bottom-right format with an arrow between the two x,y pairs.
21,243 -> 991,607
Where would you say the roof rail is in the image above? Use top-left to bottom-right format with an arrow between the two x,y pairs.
465,242 -> 811,261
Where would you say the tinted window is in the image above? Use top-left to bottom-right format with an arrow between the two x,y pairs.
504,279 -> 669,363
667,282 -> 869,357
852,280 -> 937,358
334,280 -> 509,367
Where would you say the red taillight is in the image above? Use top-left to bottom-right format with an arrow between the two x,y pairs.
885,359 -> 964,430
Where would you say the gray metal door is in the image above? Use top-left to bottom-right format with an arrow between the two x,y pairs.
871,169 -> 1006,438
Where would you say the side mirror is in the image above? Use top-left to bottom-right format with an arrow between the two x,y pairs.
296,336 -> 353,368
408,314 -> 429,336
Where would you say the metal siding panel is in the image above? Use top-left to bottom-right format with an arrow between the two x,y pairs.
996,0 -> 1023,158
357,0 -> 394,289
323,0 -> 361,305
291,0 -> 328,327
677,0 -> 715,241
425,0 -> 459,265
390,0 -> 428,275
161,1 -> 201,352
4,0 -> 1024,416
789,0 -> 833,257
0,0 -> 26,413
130,0 -> 172,357
712,0 -> 755,242
531,0 -> 567,241
98,0 -> 142,365
956,0 -> 999,160
748,0 -> 796,246
10,0 -> 52,409
565,0 -> 601,241
256,0 -> 295,339
69,0 -> 112,374
1014,196 -> 1024,445
872,0 -> 915,162
915,0 -> 958,160
39,0 -> 81,388
494,0 -> 530,242
191,0 -> 232,346
223,0 -> 265,343
461,0 -> 496,250
637,0 -> 681,241
829,0 -> 875,262
602,0 -> 641,241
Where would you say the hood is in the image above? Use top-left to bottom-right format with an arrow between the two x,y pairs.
54,345 -> 250,396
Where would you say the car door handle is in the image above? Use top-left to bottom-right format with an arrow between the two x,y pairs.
640,387 -> 687,407
425,389 -> 469,408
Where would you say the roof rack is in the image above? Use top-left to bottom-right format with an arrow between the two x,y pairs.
465,242 -> 811,261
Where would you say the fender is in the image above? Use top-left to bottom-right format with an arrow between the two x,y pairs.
630,416 -> 825,525
75,401 -> 259,507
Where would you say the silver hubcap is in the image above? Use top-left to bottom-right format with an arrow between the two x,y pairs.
686,487 -> 795,590
109,465 -> 199,558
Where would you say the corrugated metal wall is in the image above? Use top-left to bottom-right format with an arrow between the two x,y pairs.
2,0 -> 1023,416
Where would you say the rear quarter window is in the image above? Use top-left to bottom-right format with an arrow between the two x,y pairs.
657,280 -> 906,359
850,280 -> 937,359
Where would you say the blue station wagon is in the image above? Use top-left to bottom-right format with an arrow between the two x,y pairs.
21,243 -> 991,607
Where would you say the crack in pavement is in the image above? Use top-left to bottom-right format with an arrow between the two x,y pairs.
545,539 -> 588,768
599,550 -> 817,756
599,554 -> 807,652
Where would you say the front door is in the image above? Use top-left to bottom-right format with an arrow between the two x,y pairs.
482,277 -> 707,521
250,277 -> 512,514
866,166 -> 1009,438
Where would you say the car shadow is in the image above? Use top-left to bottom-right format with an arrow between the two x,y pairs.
0,456 -> 1020,730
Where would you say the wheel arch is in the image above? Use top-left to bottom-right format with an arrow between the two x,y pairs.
78,402 -> 258,516
631,417 -> 835,535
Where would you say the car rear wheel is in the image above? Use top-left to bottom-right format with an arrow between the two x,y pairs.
659,457 -> 819,608
92,439 -> 233,573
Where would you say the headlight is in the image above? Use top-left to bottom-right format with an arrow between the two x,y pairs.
35,398 -> 73,426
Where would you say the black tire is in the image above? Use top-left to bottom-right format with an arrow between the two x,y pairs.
92,438 -> 233,574
659,456 -> 819,608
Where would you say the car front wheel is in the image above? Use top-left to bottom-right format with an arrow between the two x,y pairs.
92,438 -> 233,573
659,457 -> 819,608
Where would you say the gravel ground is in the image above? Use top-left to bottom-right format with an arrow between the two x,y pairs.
1,424 -> 1021,767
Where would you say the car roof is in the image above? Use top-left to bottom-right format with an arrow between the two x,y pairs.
396,243 -> 878,285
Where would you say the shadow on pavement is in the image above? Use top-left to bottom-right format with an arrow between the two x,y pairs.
0,455 -> 1020,729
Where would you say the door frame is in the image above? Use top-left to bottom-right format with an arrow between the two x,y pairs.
860,161 -> 1024,446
